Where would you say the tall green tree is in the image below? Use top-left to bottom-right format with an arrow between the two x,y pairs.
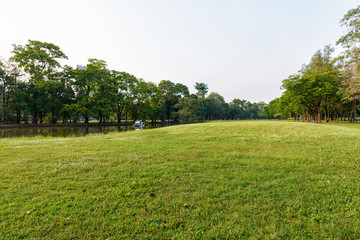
229,99 -> 252,120
337,5 -> 360,50
195,82 -> 208,99
88,60 -> 115,123
337,6 -> 360,121
10,81 -> 30,123
281,46 -> 340,123
194,82 -> 209,119
11,40 -> 68,81
176,94 -> 200,122
72,59 -> 111,123
128,80 -> 158,121
205,92 -> 228,120
0,59 -> 21,123
11,40 -> 68,123
110,71 -> 138,123
158,80 -> 189,121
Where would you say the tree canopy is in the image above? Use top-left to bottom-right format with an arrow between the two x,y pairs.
264,5 -> 360,123
0,40 -> 267,124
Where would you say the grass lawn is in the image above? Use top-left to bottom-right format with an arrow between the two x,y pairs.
1,120 -> 360,239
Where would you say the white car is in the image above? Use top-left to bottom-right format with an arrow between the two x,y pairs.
132,120 -> 145,129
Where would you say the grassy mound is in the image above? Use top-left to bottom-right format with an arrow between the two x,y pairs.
1,121 -> 360,239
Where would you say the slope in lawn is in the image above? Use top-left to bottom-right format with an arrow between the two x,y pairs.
1,121 -> 360,239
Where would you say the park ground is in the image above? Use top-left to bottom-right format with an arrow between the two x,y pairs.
1,120 -> 360,239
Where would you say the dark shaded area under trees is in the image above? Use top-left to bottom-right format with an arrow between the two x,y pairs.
0,40 -> 268,125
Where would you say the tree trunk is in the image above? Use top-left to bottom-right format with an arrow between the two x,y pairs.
306,110 -> 310,122
349,110 -> 353,123
52,113 -> 56,124
32,113 -> 38,124
99,113 -> 103,124
125,109 -> 128,124
333,112 -> 337,122
2,80 -> 6,124
324,109 -> 327,123
116,105 -> 124,123
353,98 -> 356,122
16,110 -> 21,124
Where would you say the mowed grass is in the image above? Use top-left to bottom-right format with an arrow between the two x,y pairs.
1,121 -> 360,239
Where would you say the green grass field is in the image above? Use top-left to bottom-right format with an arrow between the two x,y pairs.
1,120 -> 360,239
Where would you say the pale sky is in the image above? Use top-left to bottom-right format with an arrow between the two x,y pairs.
0,0 -> 358,103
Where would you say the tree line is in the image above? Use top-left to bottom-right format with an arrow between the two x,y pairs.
0,40 -> 267,124
264,5 -> 360,123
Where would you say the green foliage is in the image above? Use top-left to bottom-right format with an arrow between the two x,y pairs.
337,5 -> 360,49
109,71 -> 138,122
205,92 -> 228,120
1,40 -> 267,124
129,80 -> 158,120
229,99 -> 252,119
194,82 -> 208,99
61,104 -> 86,122
273,46 -> 343,122
71,59 -> 114,123
267,6 -> 360,122
11,40 -> 67,81
0,59 -> 22,123
9,40 -> 69,123
175,95 -> 200,122
158,80 -> 190,121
